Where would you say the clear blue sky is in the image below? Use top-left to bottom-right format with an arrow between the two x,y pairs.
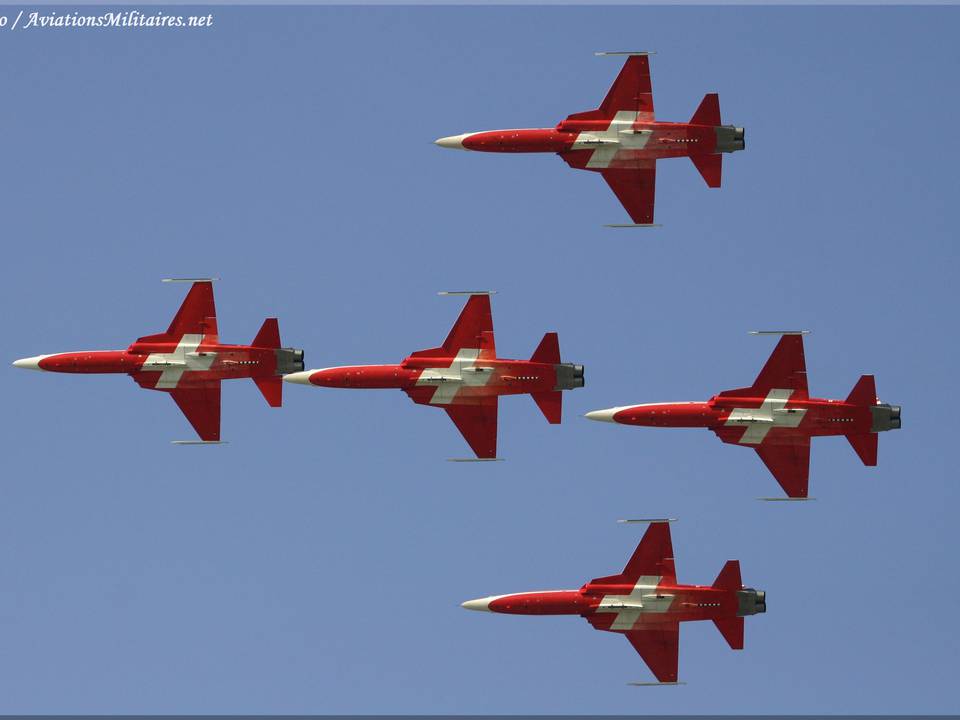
1,5 -> 957,714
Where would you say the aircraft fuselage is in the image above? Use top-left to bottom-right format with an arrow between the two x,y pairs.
15,340 -> 302,385
590,394 -> 901,439
465,581 -> 765,626
438,119 -> 742,163
290,355 -> 582,401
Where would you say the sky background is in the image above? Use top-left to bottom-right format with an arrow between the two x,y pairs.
1,5 -> 957,714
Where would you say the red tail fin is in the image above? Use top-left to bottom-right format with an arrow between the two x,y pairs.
712,617 -> 744,650
690,153 -> 722,188
254,376 -> 283,408
690,93 -> 721,126
712,560 -> 743,591
531,391 -> 562,424
530,332 -> 560,364
690,93 -> 723,127
846,375 -> 877,406
846,433 -> 878,466
252,318 -> 281,349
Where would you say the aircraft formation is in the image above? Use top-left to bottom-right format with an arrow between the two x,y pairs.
13,54 -> 901,686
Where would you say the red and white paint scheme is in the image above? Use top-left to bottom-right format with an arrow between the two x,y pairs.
12,280 -> 304,442
586,333 -> 902,499
284,293 -> 584,459
463,521 -> 765,684
435,53 -> 744,226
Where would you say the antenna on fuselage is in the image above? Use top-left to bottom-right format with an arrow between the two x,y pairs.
438,290 -> 497,296
162,277 -> 219,283
757,497 -> 816,502
749,330 -> 810,335
171,440 -> 227,445
617,518 -> 677,524
595,51 -> 657,57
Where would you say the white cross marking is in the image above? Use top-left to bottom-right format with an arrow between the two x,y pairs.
142,334 -> 217,389
572,111 -> 652,169
414,349 -> 495,405
595,575 -> 673,630
724,389 -> 807,444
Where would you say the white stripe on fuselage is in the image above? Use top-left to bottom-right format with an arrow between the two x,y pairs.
724,389 -> 807,444
142,334 -> 217,389
596,575 -> 673,631
414,348 -> 494,405
572,111 -> 652,169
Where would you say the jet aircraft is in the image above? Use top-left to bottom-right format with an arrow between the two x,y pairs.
435,52 -> 744,226
585,332 -> 901,498
283,293 -> 584,459
12,279 -> 304,442
462,520 -> 765,684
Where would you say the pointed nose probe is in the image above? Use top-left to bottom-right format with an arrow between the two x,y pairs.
434,134 -> 471,150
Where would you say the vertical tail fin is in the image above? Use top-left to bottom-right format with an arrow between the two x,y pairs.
252,318 -> 281,349
846,374 -> 877,406
689,93 -> 721,127
846,433 -> 878,466
712,560 -> 743,591
712,617 -> 744,650
690,153 -> 722,188
530,332 -> 561,365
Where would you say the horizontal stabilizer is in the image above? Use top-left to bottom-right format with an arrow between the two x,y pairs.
530,332 -> 561,365
846,374 -> 877,406
712,560 -> 743,591
689,93 -> 721,127
846,432 -> 878,466
252,318 -> 281,349
712,616 -> 744,650
254,376 -> 283,407
690,153 -> 722,188
531,390 -> 562,424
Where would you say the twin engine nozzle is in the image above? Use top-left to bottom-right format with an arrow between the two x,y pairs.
715,125 -> 745,153
870,403 -> 902,432
737,588 -> 766,616
276,348 -> 305,376
555,363 -> 585,391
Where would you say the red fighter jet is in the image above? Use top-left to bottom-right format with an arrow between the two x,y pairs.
462,520 -> 765,685
12,279 -> 305,443
435,52 -> 744,226
283,292 -> 584,459
585,332 -> 902,499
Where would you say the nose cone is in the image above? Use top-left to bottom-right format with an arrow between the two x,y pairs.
283,370 -> 315,386
461,596 -> 494,612
584,406 -> 629,423
12,355 -> 52,371
434,133 -> 471,150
